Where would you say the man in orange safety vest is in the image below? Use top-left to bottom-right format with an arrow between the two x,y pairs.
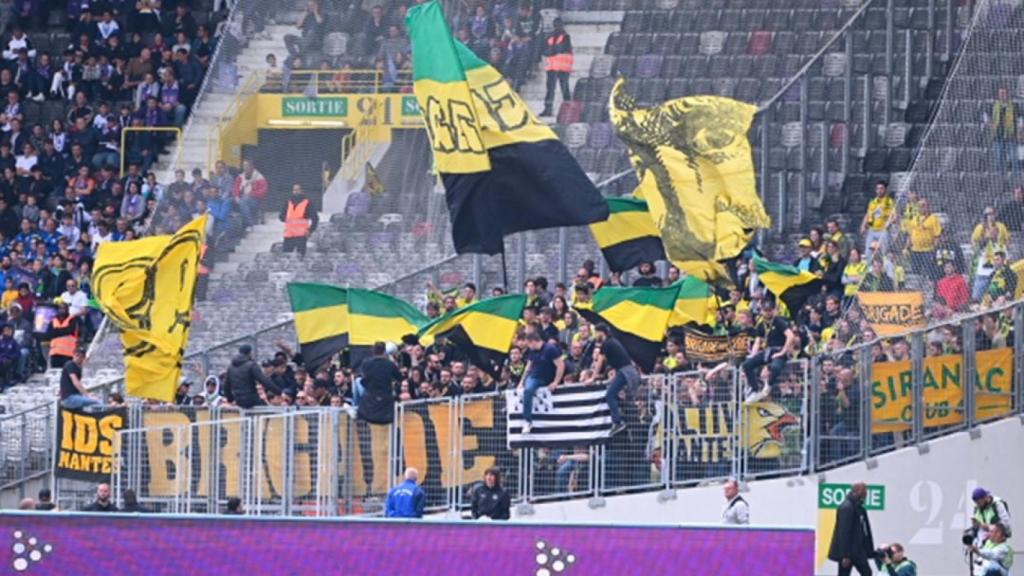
279,183 -> 319,258
540,17 -> 574,117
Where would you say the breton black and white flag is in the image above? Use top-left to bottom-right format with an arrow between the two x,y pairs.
505,384 -> 613,448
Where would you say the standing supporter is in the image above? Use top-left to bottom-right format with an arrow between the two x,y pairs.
539,17 -> 572,117
860,181 -> 895,262
225,344 -> 277,408
357,341 -> 401,424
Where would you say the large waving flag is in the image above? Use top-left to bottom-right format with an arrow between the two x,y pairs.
589,197 -> 666,273
418,294 -> 526,378
92,216 -> 206,402
408,0 -> 608,255
287,283 -> 349,370
609,79 -> 769,284
753,256 -> 824,315
669,276 -> 719,327
576,284 -> 681,372
347,288 -> 428,366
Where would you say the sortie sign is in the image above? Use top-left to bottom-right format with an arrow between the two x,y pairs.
281,97 -> 349,117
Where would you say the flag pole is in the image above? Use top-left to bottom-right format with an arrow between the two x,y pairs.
500,248 -> 509,292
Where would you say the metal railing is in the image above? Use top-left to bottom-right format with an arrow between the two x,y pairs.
0,402 -> 54,495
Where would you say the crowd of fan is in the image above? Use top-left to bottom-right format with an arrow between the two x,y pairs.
264,0 -> 550,93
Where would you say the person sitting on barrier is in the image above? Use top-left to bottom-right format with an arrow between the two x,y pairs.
82,483 -> 118,513
742,300 -> 798,404
971,523 -> 1014,576
385,467 -> 425,519
592,323 -> 639,437
518,332 -> 564,435
471,466 -> 511,521
59,348 -> 99,410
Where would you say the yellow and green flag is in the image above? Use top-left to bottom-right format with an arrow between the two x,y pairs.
576,284 -> 681,371
589,197 -> 666,273
609,78 -> 770,284
418,294 -> 526,377
408,0 -> 608,255
753,256 -> 824,316
287,283 -> 349,370
92,216 -> 207,402
669,276 -> 719,328
347,288 -> 428,365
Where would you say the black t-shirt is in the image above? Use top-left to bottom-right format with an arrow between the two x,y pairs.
761,316 -> 791,349
60,360 -> 81,399
600,337 -> 632,370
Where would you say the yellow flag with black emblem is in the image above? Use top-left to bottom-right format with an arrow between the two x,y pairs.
408,0 -> 608,255
609,79 -> 770,284
92,216 -> 207,402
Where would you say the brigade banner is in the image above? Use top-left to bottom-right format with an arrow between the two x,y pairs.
858,291 -> 927,336
54,405 -> 127,482
683,330 -> 750,363
870,347 -> 1014,432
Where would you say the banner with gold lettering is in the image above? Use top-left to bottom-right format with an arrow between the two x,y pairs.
54,405 -> 127,482
857,291 -> 926,336
682,329 -> 749,363
869,347 -> 1014,433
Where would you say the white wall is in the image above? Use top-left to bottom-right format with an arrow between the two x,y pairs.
517,416 -> 1024,575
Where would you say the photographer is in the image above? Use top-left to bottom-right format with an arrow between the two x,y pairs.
873,543 -> 917,576
971,523 -> 1013,576
972,488 -> 1013,542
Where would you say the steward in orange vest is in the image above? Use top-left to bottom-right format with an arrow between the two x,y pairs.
278,183 -> 319,258
540,17 -> 574,117
46,301 -> 79,369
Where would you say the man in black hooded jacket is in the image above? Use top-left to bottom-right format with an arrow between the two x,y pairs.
226,344 -> 277,408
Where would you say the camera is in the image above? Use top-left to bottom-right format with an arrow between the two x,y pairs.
875,546 -> 892,560
962,527 -> 978,546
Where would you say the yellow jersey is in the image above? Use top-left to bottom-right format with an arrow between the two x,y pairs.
866,196 -> 895,231
908,213 -> 942,252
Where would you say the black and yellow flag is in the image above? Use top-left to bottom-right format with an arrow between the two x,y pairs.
576,284 -> 680,372
92,216 -> 207,402
609,79 -> 770,283
408,1 -> 608,255
589,197 -> 666,273
418,294 -> 526,377
347,288 -> 428,367
365,162 -> 385,195
287,283 -> 349,370
753,256 -> 824,316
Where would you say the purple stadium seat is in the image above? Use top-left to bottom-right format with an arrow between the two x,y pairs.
587,123 -> 614,149
636,54 -> 663,78
344,191 -> 370,217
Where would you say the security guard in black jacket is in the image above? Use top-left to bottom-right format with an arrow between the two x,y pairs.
471,467 -> 511,520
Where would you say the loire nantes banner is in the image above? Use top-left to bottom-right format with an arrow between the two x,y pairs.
54,406 -> 127,482
858,291 -> 926,336
683,330 -> 749,363
0,515 -> 814,574
870,348 -> 1014,432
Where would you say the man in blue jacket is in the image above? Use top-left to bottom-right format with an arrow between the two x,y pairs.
386,467 -> 425,519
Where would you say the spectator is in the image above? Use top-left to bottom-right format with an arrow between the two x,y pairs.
861,258 -> 895,292
121,489 -> 148,513
224,497 -> 244,515
225,344 -> 277,408
741,300 -> 797,403
632,261 -> 661,287
385,467 -> 424,519
471,466 -> 511,520
0,322 -> 18,389
540,17 -> 572,117
18,497 -> 34,509
990,87 -> 1018,174
860,180 -> 895,262
986,250 -> 1017,301
285,0 -> 325,58
357,341 -> 401,424
518,331 -> 564,434
82,483 -> 118,512
232,159 -> 267,229
34,488 -> 55,510
906,197 -> 942,281
828,482 -> 876,576
721,478 -> 749,525
936,261 -> 970,312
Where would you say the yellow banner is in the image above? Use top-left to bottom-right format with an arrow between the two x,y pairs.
870,348 -> 1014,432
683,330 -> 750,363
93,216 -> 207,402
55,406 -> 126,482
858,291 -> 926,336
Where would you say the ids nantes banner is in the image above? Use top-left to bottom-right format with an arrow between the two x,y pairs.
870,347 -> 1013,433
55,406 -> 127,482
858,291 -> 926,336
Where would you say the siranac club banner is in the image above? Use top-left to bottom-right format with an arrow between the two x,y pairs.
54,405 -> 127,482
870,347 -> 1014,432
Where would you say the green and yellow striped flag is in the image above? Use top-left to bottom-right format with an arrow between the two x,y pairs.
589,197 -> 666,273
576,284 -> 681,372
408,0 -> 608,255
669,276 -> 719,328
753,256 -> 824,316
287,283 -> 349,371
347,288 -> 429,365
418,294 -> 526,377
